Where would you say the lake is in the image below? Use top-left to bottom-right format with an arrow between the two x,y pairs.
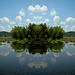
0,41 -> 75,75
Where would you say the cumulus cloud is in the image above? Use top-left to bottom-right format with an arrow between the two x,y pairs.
19,9 -> 25,16
42,13 -> 46,15
7,25 -> 10,29
28,5 -> 48,12
0,17 -> 10,23
45,19 -> 50,23
10,21 -> 16,25
66,17 -> 75,23
53,16 -> 60,21
25,19 -> 31,23
33,16 -> 42,19
71,25 -> 75,31
65,25 -> 68,29
16,16 -> 22,25
60,21 -> 65,25
0,25 -> 5,31
50,9 -> 56,16
30,21 -> 36,24
29,13 -> 33,15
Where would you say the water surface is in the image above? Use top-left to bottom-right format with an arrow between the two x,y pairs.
0,42 -> 75,75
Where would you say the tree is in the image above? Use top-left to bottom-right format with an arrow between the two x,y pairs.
11,24 -> 65,40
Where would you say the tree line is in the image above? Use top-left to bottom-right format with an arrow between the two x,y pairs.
10,23 -> 65,40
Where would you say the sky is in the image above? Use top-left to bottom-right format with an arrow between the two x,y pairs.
0,0 -> 75,32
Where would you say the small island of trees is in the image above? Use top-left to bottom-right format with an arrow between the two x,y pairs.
10,23 -> 65,54
11,23 -> 64,40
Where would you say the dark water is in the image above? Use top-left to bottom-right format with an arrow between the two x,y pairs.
0,42 -> 75,75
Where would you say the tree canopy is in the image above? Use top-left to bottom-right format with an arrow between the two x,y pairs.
11,23 -> 65,40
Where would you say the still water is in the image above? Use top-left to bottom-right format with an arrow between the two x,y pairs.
0,42 -> 75,75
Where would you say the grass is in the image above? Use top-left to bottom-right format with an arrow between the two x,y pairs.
73,43 -> 75,45
61,38 -> 75,42
69,43 -> 75,45
0,42 -> 2,45
0,38 -> 14,43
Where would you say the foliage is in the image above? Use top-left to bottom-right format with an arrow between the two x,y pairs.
0,42 -> 2,45
11,39 -> 64,54
0,31 -> 11,37
10,26 -> 26,39
10,23 -> 65,41
64,31 -> 75,37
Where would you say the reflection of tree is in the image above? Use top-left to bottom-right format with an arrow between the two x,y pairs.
11,41 -> 64,54
11,42 -> 27,53
49,42 -> 64,52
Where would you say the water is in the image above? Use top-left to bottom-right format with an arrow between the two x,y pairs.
0,42 -> 75,75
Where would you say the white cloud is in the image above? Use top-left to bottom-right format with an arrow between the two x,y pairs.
71,25 -> 75,31
0,17 -> 10,23
65,25 -> 69,32
42,13 -> 46,15
65,25 -> 68,29
66,17 -> 75,23
60,21 -> 65,25
34,21 -> 44,24
33,16 -> 42,19
50,9 -> 56,16
10,21 -> 16,25
30,21 -> 36,24
16,16 -> 22,25
45,19 -> 50,23
29,13 -> 33,15
53,16 -> 60,21
7,25 -> 10,29
19,9 -> 25,16
28,5 -> 48,12
25,19 -> 31,23
0,25 -> 5,31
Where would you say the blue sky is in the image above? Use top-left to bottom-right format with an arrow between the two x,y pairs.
0,0 -> 75,32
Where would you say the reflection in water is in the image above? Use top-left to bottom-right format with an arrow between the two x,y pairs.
50,58 -> 56,65
54,53 -> 59,58
65,44 -> 68,48
0,50 -> 9,56
16,53 -> 22,58
19,58 -> 25,65
66,51 -> 75,56
71,45 -> 75,48
11,41 -> 64,54
28,61 -> 47,69
33,53 -> 42,58
0,42 -> 75,75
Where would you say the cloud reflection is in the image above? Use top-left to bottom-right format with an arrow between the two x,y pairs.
33,54 -> 42,58
28,61 -> 47,69
19,58 -> 25,65
0,51 -> 9,56
54,53 -> 59,58
66,51 -> 75,56
16,53 -> 22,58
50,58 -> 56,65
